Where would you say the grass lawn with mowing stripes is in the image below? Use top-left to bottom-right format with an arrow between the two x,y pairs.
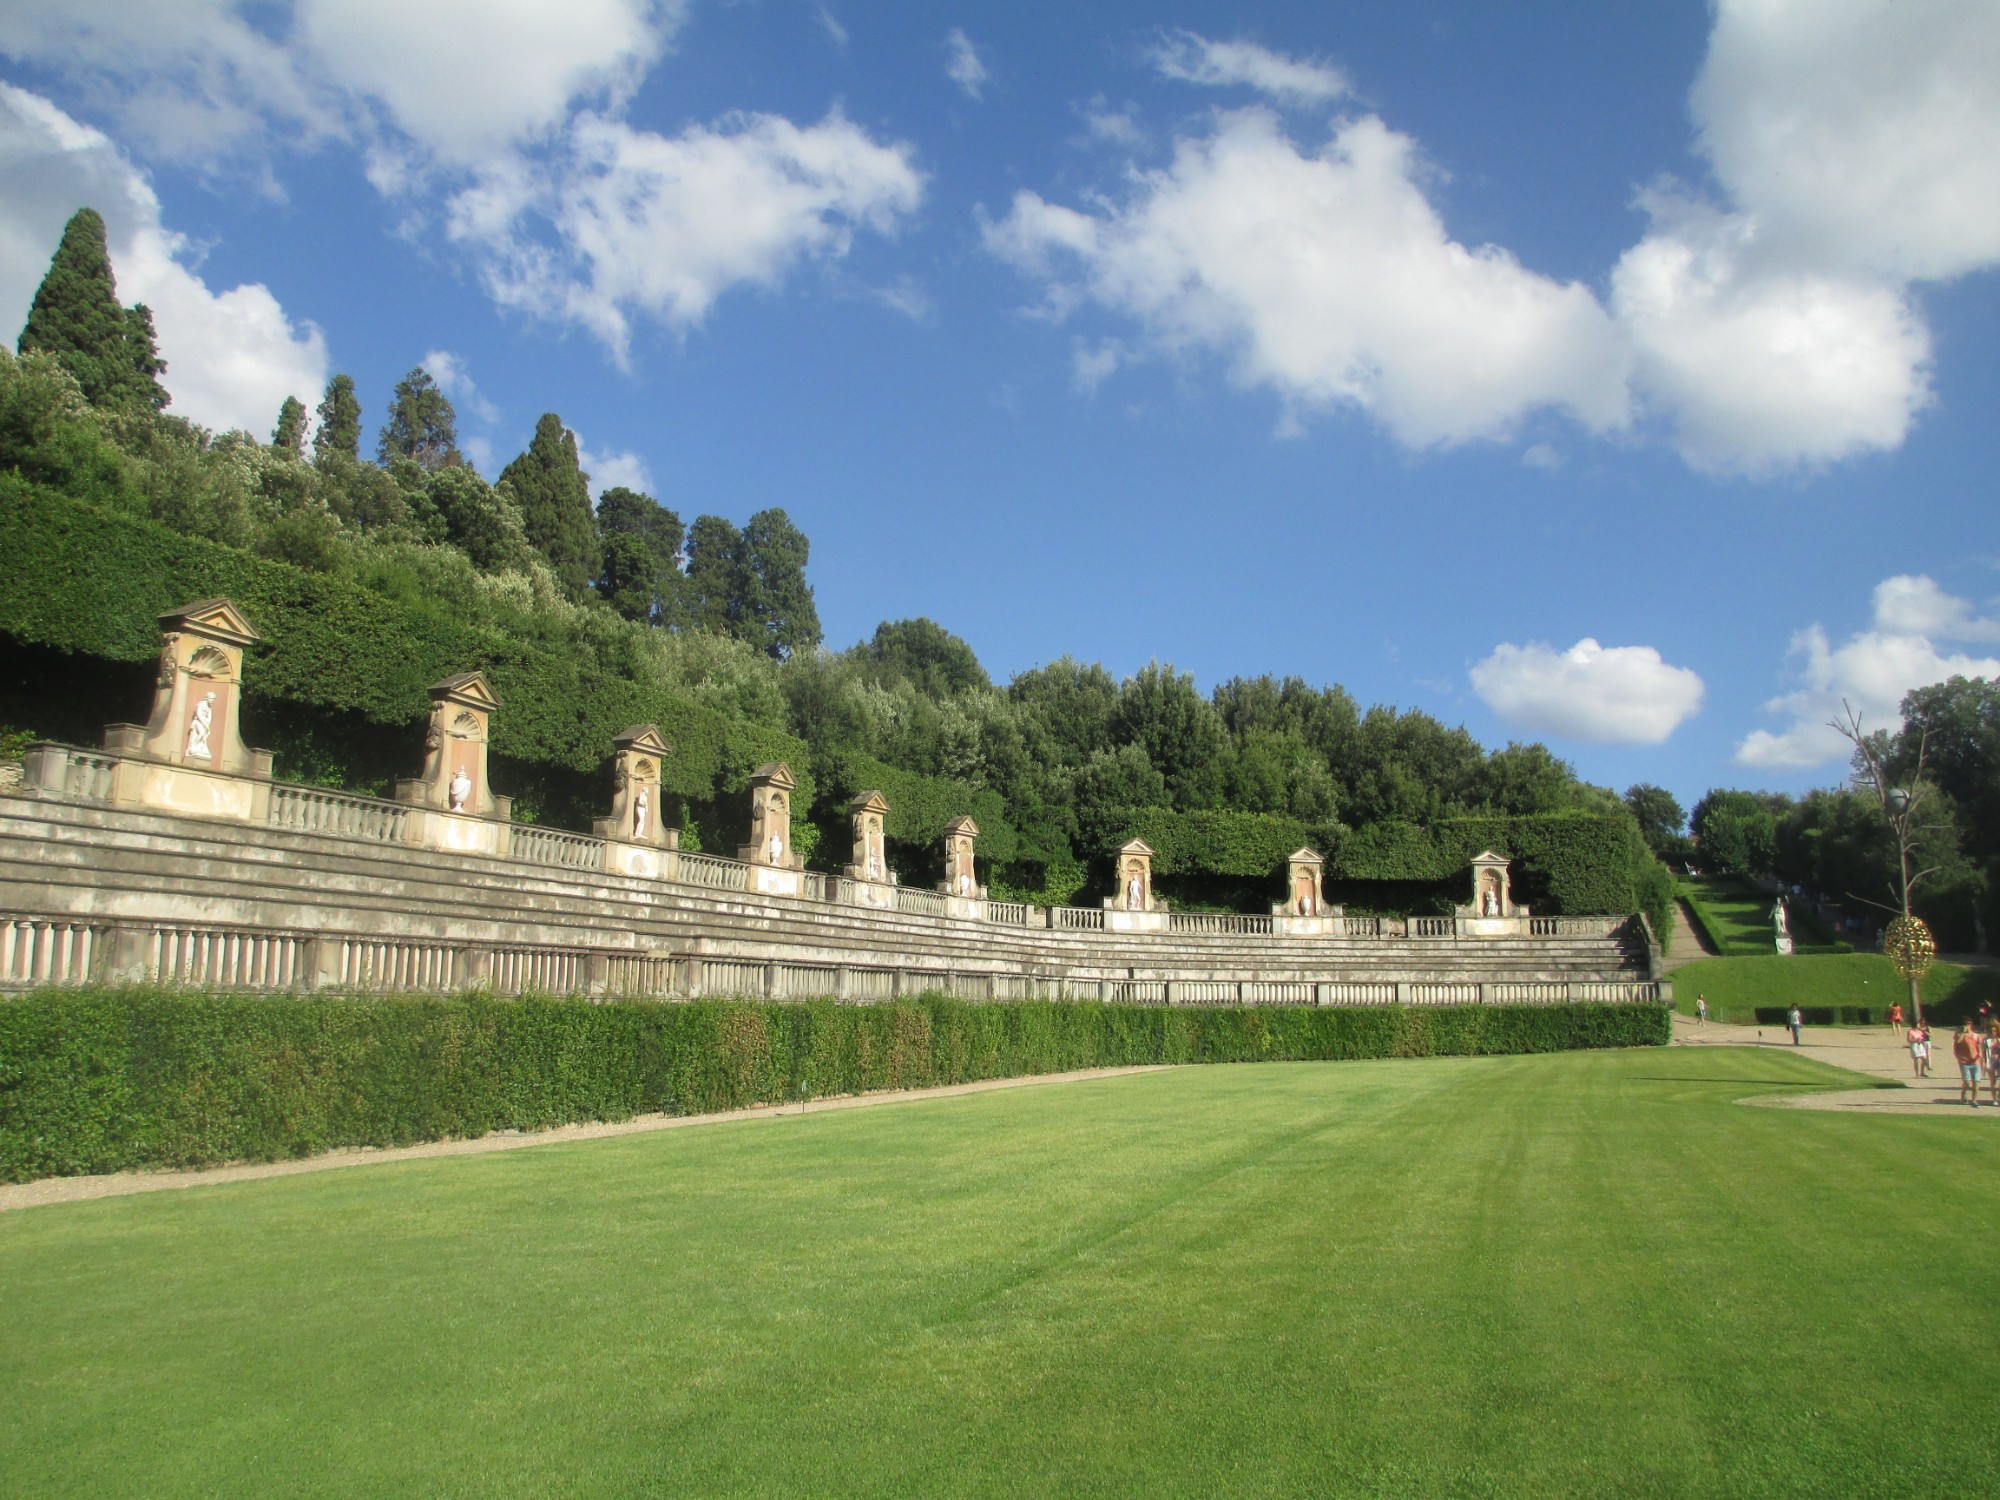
2,1047 -> 1996,1498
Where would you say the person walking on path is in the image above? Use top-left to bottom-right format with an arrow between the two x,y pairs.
1953,1023 -> 1983,1105
1985,1021 -> 2000,1107
1696,994 -> 1708,1024
1908,1021 -> 1930,1079
1787,1005 -> 1803,1046
1887,1001 -> 1904,1033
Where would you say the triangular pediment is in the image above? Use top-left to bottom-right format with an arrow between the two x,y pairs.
1118,837 -> 1156,858
1470,849 -> 1510,866
430,670 -> 502,710
615,724 -> 672,755
945,814 -> 980,838
1287,846 -> 1323,865
848,789 -> 890,816
751,761 -> 796,790
160,598 -> 260,645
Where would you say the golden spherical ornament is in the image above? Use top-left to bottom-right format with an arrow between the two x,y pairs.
1883,915 -> 1935,981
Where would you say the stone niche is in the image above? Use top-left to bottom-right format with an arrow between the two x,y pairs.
95,599 -> 276,822
1457,850 -> 1529,936
841,789 -> 894,909
395,672 -> 512,856
738,762 -> 803,897
595,724 -> 679,878
1271,846 -> 1341,935
940,814 -> 985,900
1104,837 -> 1167,933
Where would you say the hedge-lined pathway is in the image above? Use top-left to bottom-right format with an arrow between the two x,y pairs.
1662,899 -> 1717,971
0,1064 -> 1170,1214
1672,1013 -> 1999,1117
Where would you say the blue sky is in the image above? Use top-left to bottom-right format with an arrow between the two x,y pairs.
1,1 -> 1996,817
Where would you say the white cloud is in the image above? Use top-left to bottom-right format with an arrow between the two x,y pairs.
420,349 -> 499,424
1693,0 -> 2000,284
0,85 -> 327,435
984,109 -> 1631,448
1070,339 -> 1121,393
0,1 -> 919,357
1149,31 -> 1347,105
815,5 -> 849,51
1471,638 -> 1705,745
577,438 -> 653,500
1080,97 -> 1144,148
1610,192 -> 1933,475
1521,443 -> 1563,471
449,109 -> 923,360
1736,575 -> 2000,767
944,29 -> 988,101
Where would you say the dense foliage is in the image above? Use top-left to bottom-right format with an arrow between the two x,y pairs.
0,987 -> 1669,1181
1689,679 -> 1998,952
0,211 -> 1674,913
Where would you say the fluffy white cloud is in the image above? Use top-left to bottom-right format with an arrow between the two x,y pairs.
577,438 -> 653,500
984,109 -> 1630,447
0,85 -> 327,434
1736,575 -> 2000,768
1470,638 -> 1705,744
1610,194 -> 1933,475
0,1 -> 917,356
450,110 -> 923,359
944,29 -> 988,101
1693,0 -> 2000,283
1148,31 -> 1347,104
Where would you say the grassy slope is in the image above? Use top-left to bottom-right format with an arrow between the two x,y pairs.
3,1049 -> 1997,1498
1679,876 -> 1838,957
1673,952 -> 2000,1024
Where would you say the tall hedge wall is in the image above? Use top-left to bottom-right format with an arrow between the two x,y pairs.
0,988 -> 1668,1181
0,478 -> 813,817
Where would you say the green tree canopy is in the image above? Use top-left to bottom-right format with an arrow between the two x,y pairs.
740,507 -> 821,660
865,618 -> 990,697
376,367 -> 461,471
18,207 -> 166,413
313,375 -> 360,462
684,515 -> 746,635
271,395 -> 308,456
596,486 -> 684,623
500,412 -> 598,598
1623,783 -> 1687,859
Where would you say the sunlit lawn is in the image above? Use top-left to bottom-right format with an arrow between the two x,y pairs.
3,1048 -> 1996,1497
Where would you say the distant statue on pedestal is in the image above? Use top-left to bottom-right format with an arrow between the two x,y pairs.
1482,888 -> 1500,917
1772,900 -> 1789,935
184,692 -> 215,759
632,788 -> 649,840
448,766 -> 471,812
1127,873 -> 1144,910
769,833 -> 784,864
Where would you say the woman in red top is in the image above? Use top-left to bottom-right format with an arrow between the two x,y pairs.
1887,1001 -> 1904,1032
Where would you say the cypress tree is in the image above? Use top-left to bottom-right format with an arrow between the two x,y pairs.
272,395 -> 308,456
684,515 -> 747,634
499,413 -> 599,598
122,302 -> 169,411
741,508 -> 822,659
313,374 -> 360,461
376,366 -> 461,470
18,207 -> 155,411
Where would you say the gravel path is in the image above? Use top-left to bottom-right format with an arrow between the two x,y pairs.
0,1065 -> 1171,1214
1672,1014 -> 1999,1117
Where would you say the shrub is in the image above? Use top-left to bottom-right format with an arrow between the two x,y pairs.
0,989 -> 1668,1181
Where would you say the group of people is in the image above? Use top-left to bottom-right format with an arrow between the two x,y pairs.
1901,1012 -> 2000,1105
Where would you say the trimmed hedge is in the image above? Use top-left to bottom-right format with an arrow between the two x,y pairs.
0,479 -> 813,813
0,989 -> 1668,1181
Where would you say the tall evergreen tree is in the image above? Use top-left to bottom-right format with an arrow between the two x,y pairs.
376,367 -> 461,470
313,374 -> 361,461
596,486 -> 684,624
499,413 -> 598,597
683,515 -> 748,635
121,302 -> 169,411
739,508 -> 821,660
271,395 -> 308,456
18,207 -> 161,412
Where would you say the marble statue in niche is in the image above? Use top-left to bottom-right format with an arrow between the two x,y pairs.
448,765 -> 472,812
184,691 -> 216,759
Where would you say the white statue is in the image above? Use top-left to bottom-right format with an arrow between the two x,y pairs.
958,871 -> 972,897
1298,889 -> 1315,917
448,766 -> 472,812
184,692 -> 216,759
1127,872 -> 1143,911
1772,900 -> 1789,935
1482,888 -> 1500,917
768,832 -> 784,864
632,788 -> 649,840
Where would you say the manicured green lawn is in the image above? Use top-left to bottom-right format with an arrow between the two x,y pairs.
1673,952 -> 2000,1025
3,1049 -> 1996,1497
